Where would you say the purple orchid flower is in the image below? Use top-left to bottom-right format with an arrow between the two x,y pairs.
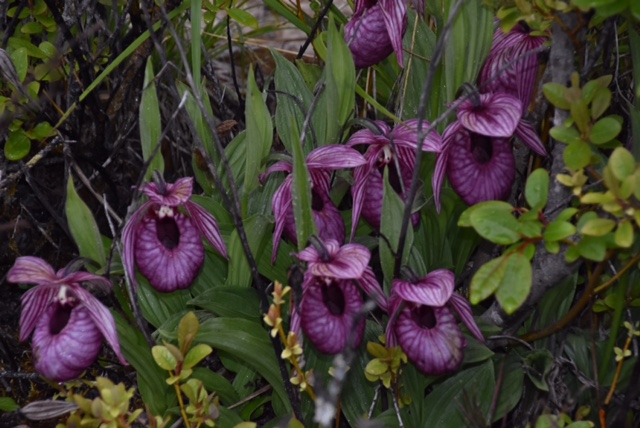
6,257 -> 127,382
386,269 -> 483,376
293,238 -> 387,354
432,92 -> 546,210
344,0 -> 408,68
347,119 -> 441,238
260,145 -> 366,262
479,23 -> 547,114
122,176 -> 227,293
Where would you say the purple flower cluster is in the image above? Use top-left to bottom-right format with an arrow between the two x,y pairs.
7,257 -> 127,382
433,24 -> 547,210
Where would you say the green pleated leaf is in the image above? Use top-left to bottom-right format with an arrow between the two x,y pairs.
244,67 -> 273,194
225,214 -> 272,288
113,312 -> 174,416
492,353 -> 524,421
272,50 -> 313,154
65,174 -> 106,267
139,58 -> 164,180
191,367 -> 240,406
380,168 -> 414,289
291,124 -> 316,250
137,274 -> 191,329
195,318 -> 292,413
189,286 -> 261,321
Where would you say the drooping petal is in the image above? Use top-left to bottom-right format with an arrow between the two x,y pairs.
392,269 -> 454,307
448,293 -> 484,343
62,272 -> 112,289
456,93 -> 522,138
357,267 -> 388,312
142,177 -> 193,207
7,256 -> 59,286
258,160 -> 293,184
74,286 -> 128,365
122,201 -> 154,291
380,0 -> 408,66
301,280 -> 365,354
18,284 -> 59,342
32,304 -> 103,382
349,146 -> 383,239
393,119 -> 442,152
345,3 -> 395,69
515,120 -> 547,156
306,145 -> 367,170
395,304 -> 465,375
346,125 -> 391,148
298,241 -> 371,279
134,213 -> 205,292
385,293 -> 403,347
184,201 -> 228,258
446,127 -> 516,205
271,177 -> 293,262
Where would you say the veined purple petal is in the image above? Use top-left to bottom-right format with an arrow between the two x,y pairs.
350,161 -> 375,239
385,293 -> 403,347
74,286 -> 127,365
345,3 -> 395,68
142,177 -> 193,207
122,201 -> 154,291
62,272 -> 112,289
7,256 -> 59,286
432,122 -> 462,213
184,201 -> 228,259
306,145 -> 366,170
134,212 -> 205,292
259,160 -> 293,184
19,284 -> 58,342
346,124 -> 392,148
357,267 -> 388,312
457,93 -> 522,138
393,269 -> 454,307
395,304 -> 465,375
297,238 -> 342,263
271,177 -> 293,263
394,119 -> 442,152
449,293 -> 484,343
515,120 -> 547,156
32,304 -> 103,382
301,280 -> 365,354
302,242 -> 371,279
446,127 -> 516,206
380,0 -> 408,66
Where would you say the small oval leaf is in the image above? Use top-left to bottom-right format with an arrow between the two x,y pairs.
152,346 -> 178,371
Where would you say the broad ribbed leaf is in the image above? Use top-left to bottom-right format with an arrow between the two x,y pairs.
139,58 -> 164,180
225,214 -> 272,287
195,318 -> 292,412
244,67 -> 273,193
189,286 -> 260,320
65,175 -> 106,268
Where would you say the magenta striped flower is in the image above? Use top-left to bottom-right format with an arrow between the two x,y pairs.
386,270 -> 483,376
260,146 -> 366,262
123,176 -> 227,293
433,93 -> 546,209
294,238 -> 387,354
347,120 -> 441,238
479,23 -> 547,113
344,0 -> 407,68
7,257 -> 127,382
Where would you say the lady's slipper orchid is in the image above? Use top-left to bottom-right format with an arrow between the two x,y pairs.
347,120 -> 441,238
294,239 -> 387,354
260,146 -> 366,262
7,257 -> 127,382
479,23 -> 547,113
386,269 -> 483,376
344,0 -> 408,68
433,92 -> 546,209
122,176 -> 227,293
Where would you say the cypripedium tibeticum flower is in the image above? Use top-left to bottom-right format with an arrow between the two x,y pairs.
344,0 -> 407,68
433,92 -> 546,209
479,23 -> 547,114
293,238 -> 387,354
122,176 -> 227,293
7,257 -> 127,382
386,269 -> 483,376
347,120 -> 441,238
260,146 -> 366,262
